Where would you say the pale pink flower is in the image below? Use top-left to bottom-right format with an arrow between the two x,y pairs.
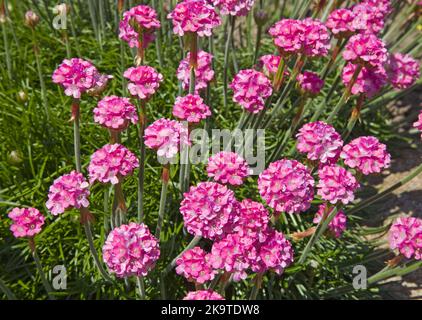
296,121 -> 343,164
342,63 -> 387,98
258,54 -> 282,78
183,290 -> 225,300
268,19 -> 304,56
46,171 -> 90,215
387,53 -> 420,90
351,4 -> 385,35
313,204 -> 347,238
302,18 -> 331,57
317,165 -> 360,205
172,94 -> 211,123
180,182 -> 238,240
297,71 -> 324,95
230,69 -> 272,113
389,216 -> 422,260
212,0 -> 255,16
8,207 -> 45,238
340,136 -> 390,175
175,247 -> 215,284
123,66 -> 163,100
88,144 -> 139,185
342,33 -> 388,68
326,8 -> 356,38
177,50 -> 214,92
167,0 -> 221,37
93,96 -> 138,131
102,222 -> 160,277
206,151 -> 249,186
413,110 -> 422,140
258,159 -> 315,214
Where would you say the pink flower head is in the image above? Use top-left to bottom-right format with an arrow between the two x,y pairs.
258,54 -> 281,78
88,144 -> 139,185
93,96 -> 138,131
362,0 -> 392,16
326,8 -> 356,38
297,71 -> 324,95
388,216 -> 422,260
230,69 -> 272,113
413,110 -> 422,140
351,4 -> 385,35
206,151 -> 250,186
268,19 -> 304,56
302,18 -> 331,58
317,165 -> 360,205
52,58 -> 99,99
119,5 -> 160,48
102,222 -> 160,277
258,159 -> 315,214
183,290 -> 225,300
175,247 -> 215,284
172,94 -> 211,123
387,53 -> 420,90
167,0 -> 221,37
234,199 -> 269,238
340,136 -> 390,175
180,181 -> 238,240
46,171 -> 90,215
87,72 -> 113,97
313,204 -> 347,238
212,0 -> 255,16
342,63 -> 387,98
144,118 -> 189,159
8,207 -> 45,238
342,33 -> 388,68
177,50 -> 214,92
296,121 -> 343,164
123,66 -> 163,100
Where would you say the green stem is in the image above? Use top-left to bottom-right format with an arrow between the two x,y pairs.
72,101 -> 82,172
249,272 -> 264,300
137,100 -> 147,222
31,244 -> 55,299
253,24 -> 262,65
1,20 -> 12,80
223,16 -> 235,113
0,277 -> 16,300
136,276 -> 146,300
32,28 -> 49,121
155,165 -> 169,240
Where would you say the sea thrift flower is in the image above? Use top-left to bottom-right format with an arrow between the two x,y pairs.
119,5 -> 160,48
52,58 -> 99,99
46,171 -> 90,215
175,247 -> 215,284
342,33 -> 388,68
93,96 -> 138,131
268,19 -> 304,56
317,165 -> 360,205
362,0 -> 392,16
102,222 -> 160,277
177,50 -> 214,92
326,8 -> 356,38
258,159 -> 314,214
297,71 -> 324,95
183,290 -> 225,300
387,53 -> 421,90
212,0 -> 255,16
144,118 -> 189,159
206,151 -> 250,186
172,94 -> 211,123
351,4 -> 385,35
24,10 -> 40,28
180,182 -> 238,240
230,69 -> 272,113
296,121 -> 343,164
302,18 -> 331,57
8,208 -> 45,238
388,216 -> 422,260
258,54 -> 281,78
167,0 -> 221,37
340,136 -> 391,175
123,66 -> 163,100
234,199 -> 269,238
413,111 -> 422,140
342,63 -> 387,97
88,144 -> 139,185
313,204 -> 347,238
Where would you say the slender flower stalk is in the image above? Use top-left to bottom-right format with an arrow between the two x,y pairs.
29,238 -> 55,300
0,277 -> 15,300
223,17 -> 235,113
137,99 -> 147,222
1,2 -> 12,80
249,272 -> 264,300
342,94 -> 365,139
155,164 -> 170,240
136,276 -> 146,300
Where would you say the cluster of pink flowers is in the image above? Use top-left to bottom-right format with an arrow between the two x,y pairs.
258,159 -> 314,214
258,54 -> 283,79
8,207 -> 45,238
177,50 -> 214,92
102,222 -> 160,277
234,199 -> 269,238
88,144 -> 139,185
388,216 -> 422,260
118,5 -> 160,48
206,151 -> 250,186
46,171 -> 90,215
413,111 -> 422,140
144,118 -> 188,159
183,290 -> 224,300
296,121 -> 343,164
342,63 -> 387,97
175,247 -> 215,284
301,18 -> 331,57
351,4 -> 385,35
172,94 -> 211,123
180,182 -> 238,240
362,0 -> 392,17
313,204 -> 347,238
341,136 -> 390,175
387,53 -> 420,90
123,66 -> 163,100
167,0 -> 221,37
326,8 -> 356,38
212,0 -> 255,16
297,71 -> 324,95
317,165 -> 360,205
342,33 -> 388,68
93,96 -> 138,131
230,69 -> 272,113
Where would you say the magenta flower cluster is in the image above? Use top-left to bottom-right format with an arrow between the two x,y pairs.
93,96 -> 138,131
342,33 -> 388,68
413,111 -> 422,140
183,290 -> 224,300
387,53 -> 421,90
176,247 -> 215,284
389,217 -> 422,260
177,50 -> 214,92
206,151 -> 250,186
124,66 -> 163,100
212,0 -> 255,16
8,207 -> 45,238
342,63 -> 387,98
172,94 -> 211,123
326,8 -> 356,38
258,54 -> 281,78
351,4 -> 385,35
313,204 -> 347,238
297,71 -> 324,95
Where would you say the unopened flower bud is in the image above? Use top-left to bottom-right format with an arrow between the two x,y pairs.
24,10 -> 39,28
254,10 -> 267,27
17,90 -> 28,103
7,150 -> 23,165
